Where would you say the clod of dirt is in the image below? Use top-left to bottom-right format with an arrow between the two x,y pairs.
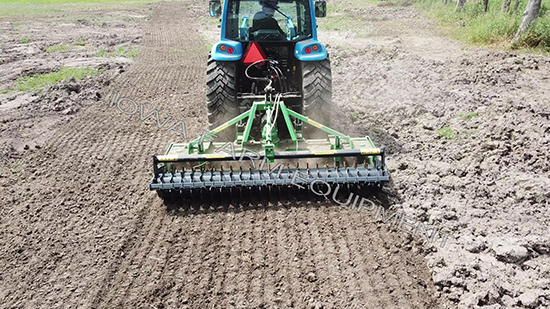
492,242 -> 530,264
518,291 -> 542,308
62,106 -> 79,115
51,78 -> 81,94
397,162 -> 408,170
306,272 -> 318,282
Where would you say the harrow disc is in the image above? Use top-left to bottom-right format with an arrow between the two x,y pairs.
151,165 -> 388,206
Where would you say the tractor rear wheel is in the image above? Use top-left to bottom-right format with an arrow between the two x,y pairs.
301,58 -> 333,138
206,57 -> 239,141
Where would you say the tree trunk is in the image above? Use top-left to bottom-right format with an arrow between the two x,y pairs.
513,0 -> 521,11
483,0 -> 490,12
501,0 -> 511,12
456,0 -> 467,10
513,0 -> 542,42
443,0 -> 449,4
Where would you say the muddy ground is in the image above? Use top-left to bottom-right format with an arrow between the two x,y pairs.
0,2 -> 145,157
1,0 -> 549,308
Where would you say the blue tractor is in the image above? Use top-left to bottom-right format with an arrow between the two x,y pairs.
207,0 -> 332,139
150,0 -> 389,204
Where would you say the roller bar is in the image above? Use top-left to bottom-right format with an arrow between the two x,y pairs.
150,166 -> 389,191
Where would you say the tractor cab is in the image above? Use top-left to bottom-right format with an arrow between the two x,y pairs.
208,0 -> 328,110
211,0 -> 326,43
226,0 -> 312,42
209,0 -> 327,60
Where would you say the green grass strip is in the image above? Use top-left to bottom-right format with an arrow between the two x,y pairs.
15,67 -> 101,92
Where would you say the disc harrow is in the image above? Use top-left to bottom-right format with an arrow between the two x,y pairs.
154,164 -> 387,206
151,94 -> 390,204
152,163 -> 387,190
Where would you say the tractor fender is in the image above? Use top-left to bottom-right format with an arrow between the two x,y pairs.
294,40 -> 328,61
211,40 -> 243,61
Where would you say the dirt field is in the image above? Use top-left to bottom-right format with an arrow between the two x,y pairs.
1,0 -> 549,308
0,0 -> 146,158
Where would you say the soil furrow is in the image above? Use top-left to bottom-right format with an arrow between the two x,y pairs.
0,1 -> 466,307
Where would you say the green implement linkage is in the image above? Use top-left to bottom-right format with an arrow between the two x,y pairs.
150,94 -> 390,202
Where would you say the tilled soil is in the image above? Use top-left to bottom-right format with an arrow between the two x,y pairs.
0,2 -> 442,308
325,2 -> 550,308
0,3 -> 146,159
2,1 -> 550,308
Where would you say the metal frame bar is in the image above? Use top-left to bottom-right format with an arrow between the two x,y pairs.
156,147 -> 383,163
151,94 -> 389,188
185,97 -> 360,156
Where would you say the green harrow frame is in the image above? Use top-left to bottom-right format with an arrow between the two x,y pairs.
150,95 -> 390,201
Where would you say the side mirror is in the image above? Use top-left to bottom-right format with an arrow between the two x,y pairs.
209,0 -> 221,18
314,1 -> 327,18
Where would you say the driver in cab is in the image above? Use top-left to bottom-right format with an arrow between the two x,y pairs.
251,0 -> 285,38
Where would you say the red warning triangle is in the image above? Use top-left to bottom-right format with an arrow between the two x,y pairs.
243,42 -> 266,66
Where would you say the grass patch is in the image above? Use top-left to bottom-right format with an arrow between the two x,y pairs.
514,16 -> 550,50
350,113 -> 359,123
14,67 -> 101,92
0,0 -> 188,17
10,167 -> 22,174
94,50 -> 108,57
72,40 -> 87,46
0,161 -> 23,176
317,14 -> 373,36
0,0 -> 186,4
327,0 -> 379,12
412,0 -> 550,52
318,14 -> 350,31
46,44 -> 69,53
20,37 -> 30,44
95,46 -> 138,58
0,89 -> 10,94
459,112 -> 479,120
318,0 -> 381,37
0,0 -> 179,2
437,126 -> 457,139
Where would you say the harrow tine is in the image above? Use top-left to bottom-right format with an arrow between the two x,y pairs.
152,148 -> 389,206
249,186 -> 253,205
238,187 -> 243,206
